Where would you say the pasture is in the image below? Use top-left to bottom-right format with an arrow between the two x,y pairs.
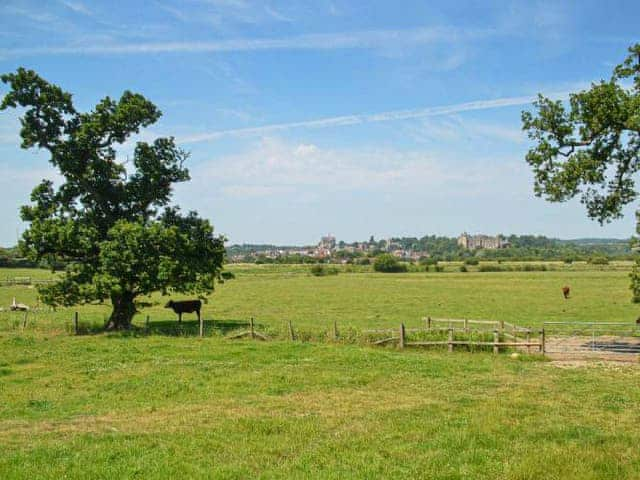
1,264 -> 640,478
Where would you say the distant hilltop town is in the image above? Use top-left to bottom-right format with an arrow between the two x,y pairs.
228,234 -> 430,263
224,233 -> 631,263
229,232 -> 514,262
457,233 -> 510,250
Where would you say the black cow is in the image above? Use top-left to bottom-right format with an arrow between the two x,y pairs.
164,299 -> 202,322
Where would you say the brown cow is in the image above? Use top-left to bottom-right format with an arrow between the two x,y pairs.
164,299 -> 202,322
562,286 -> 570,299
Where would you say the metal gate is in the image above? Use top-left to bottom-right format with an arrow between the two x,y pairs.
543,322 -> 640,359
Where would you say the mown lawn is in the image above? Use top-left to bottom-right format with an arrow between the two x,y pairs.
1,265 -> 639,478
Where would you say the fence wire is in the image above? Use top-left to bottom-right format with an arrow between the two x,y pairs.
543,322 -> 640,356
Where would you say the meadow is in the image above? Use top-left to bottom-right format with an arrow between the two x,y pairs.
1,264 -> 640,478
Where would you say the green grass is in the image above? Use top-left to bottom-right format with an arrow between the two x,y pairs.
1,265 -> 640,478
1,263 -> 638,335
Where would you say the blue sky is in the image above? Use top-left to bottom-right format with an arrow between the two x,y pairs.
0,0 -> 639,246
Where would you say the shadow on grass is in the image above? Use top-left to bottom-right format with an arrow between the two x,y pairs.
76,317 -> 255,338
144,318 -> 251,337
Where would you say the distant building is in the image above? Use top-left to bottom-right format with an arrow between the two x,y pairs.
319,234 -> 336,250
458,232 -> 508,250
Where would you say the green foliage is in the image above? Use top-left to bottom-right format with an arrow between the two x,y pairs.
373,254 -> 407,273
420,257 -> 439,266
521,43 -> 640,224
464,258 -> 479,265
459,265 -> 468,272
310,264 -> 339,277
522,43 -> 640,300
478,264 -> 506,272
588,256 -> 610,265
630,259 -> 640,303
0,69 -> 226,328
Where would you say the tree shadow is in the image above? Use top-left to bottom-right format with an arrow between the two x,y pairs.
143,318 -> 251,337
74,317 -> 254,337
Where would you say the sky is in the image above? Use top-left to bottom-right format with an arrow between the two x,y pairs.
0,0 -> 639,246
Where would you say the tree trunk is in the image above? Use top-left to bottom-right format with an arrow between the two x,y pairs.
106,291 -> 136,330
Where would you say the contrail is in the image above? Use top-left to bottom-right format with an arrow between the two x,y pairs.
0,26 -> 494,57
177,93 -> 566,144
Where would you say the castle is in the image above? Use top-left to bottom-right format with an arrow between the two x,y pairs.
457,233 -> 508,250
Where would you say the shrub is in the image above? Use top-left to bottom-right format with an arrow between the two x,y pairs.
420,257 -> 438,266
459,265 -> 468,272
434,265 -> 444,272
517,264 -> 548,272
373,254 -> 408,273
310,264 -> 339,276
478,264 -> 506,272
464,258 -> 479,266
588,256 -> 609,265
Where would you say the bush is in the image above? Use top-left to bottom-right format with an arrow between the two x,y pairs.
478,264 -> 506,272
434,265 -> 444,272
588,256 -> 609,265
373,254 -> 408,273
420,257 -> 438,266
310,264 -> 339,276
459,265 -> 468,272
516,264 -> 548,272
464,258 -> 479,266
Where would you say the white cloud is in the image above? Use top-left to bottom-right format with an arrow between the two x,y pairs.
410,116 -> 526,144
0,25 -> 494,57
188,137 -> 523,198
59,0 -> 93,16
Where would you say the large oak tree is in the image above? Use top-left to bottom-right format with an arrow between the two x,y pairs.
1,68 -> 226,328
522,44 -> 640,301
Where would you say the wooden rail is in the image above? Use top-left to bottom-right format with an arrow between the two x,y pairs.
366,317 -> 545,354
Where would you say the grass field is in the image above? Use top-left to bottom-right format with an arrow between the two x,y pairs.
1,265 -> 640,478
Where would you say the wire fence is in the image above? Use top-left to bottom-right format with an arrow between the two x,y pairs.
543,321 -> 640,357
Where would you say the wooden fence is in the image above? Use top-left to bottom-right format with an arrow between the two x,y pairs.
2,309 -> 544,354
365,317 -> 544,354
0,276 -> 57,287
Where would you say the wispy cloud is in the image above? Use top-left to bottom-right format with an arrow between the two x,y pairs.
59,0 -> 93,16
0,25 -> 495,57
177,92 -> 567,144
187,136 -> 525,198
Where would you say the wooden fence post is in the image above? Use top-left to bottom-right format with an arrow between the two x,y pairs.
463,318 -> 468,332
145,315 -> 150,335
333,320 -> 338,340
22,311 -> 28,329
541,328 -> 546,354
74,311 -> 79,335
499,320 -> 504,333
199,313 -> 204,338
526,329 -> 531,354
250,317 -> 255,339
288,320 -> 295,341
493,330 -> 499,354
448,328 -> 453,353
399,323 -> 405,349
